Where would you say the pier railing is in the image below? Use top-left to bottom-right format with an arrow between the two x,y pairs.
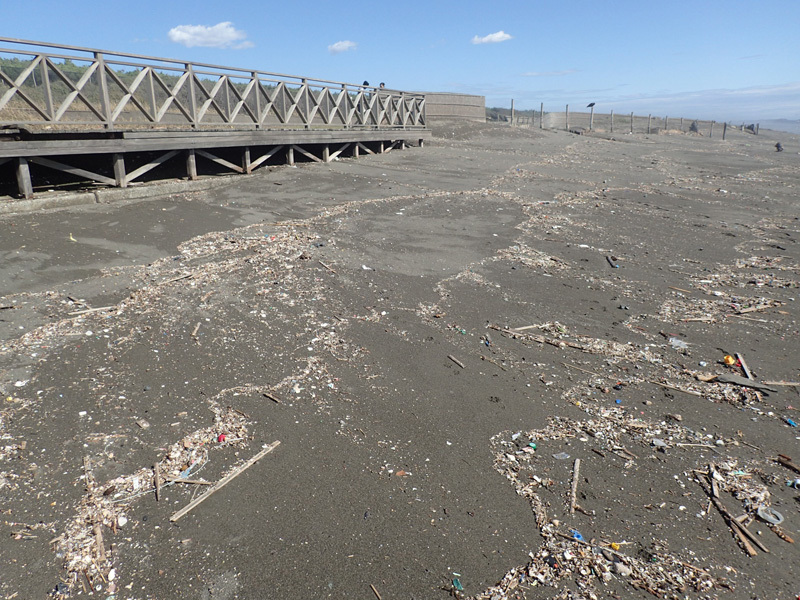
0,38 -> 426,132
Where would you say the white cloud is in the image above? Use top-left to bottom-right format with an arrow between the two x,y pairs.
168,22 -> 253,49
522,69 -> 577,77
471,31 -> 512,45
328,40 -> 357,54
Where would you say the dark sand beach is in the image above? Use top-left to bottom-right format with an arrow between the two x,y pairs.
1,121 -> 799,599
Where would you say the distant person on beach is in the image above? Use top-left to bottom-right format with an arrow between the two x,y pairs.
360,81 -> 370,117
775,142 -> 783,152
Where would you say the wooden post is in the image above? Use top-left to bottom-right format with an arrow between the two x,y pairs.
722,122 -> 727,140
664,116 -> 668,131
354,143 -> 359,158
243,147 -> 252,173
40,58 -> 54,120
610,110 -> 613,133
756,123 -> 759,135
630,112 -> 634,134
112,153 -> 127,187
540,102 -> 544,129
322,144 -> 330,163
647,114 -> 652,134
710,121 -> 714,138
287,145 -> 295,165
253,72 -> 261,130
186,64 -> 198,128
94,52 -> 113,130
16,157 -> 33,199
680,117 -> 683,131
589,105 -> 594,130
565,104 -> 569,131
302,78 -> 310,130
186,149 -> 197,180
511,99 -> 515,126
379,141 -> 384,153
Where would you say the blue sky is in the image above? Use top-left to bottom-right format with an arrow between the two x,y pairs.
4,0 -> 799,121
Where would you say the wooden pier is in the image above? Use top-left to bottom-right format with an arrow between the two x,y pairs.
0,38 -> 429,198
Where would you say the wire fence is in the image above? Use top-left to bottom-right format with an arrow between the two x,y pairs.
491,104 -> 761,139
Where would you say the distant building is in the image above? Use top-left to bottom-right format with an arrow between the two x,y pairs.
421,92 -> 485,122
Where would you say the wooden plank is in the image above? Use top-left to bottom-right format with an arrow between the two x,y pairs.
356,142 -> 374,155
0,129 -> 431,158
29,156 -> 116,186
328,143 -> 350,160
248,146 -> 283,170
290,144 -> 321,162
126,149 -> 179,183
195,149 -> 244,173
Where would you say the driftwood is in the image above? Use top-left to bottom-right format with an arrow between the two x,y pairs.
447,355 -> 465,369
170,441 -> 280,522
695,475 -> 765,556
648,380 -> 703,397
711,373 -> 777,393
776,454 -> 800,475
735,353 -> 754,379
569,458 -> 581,515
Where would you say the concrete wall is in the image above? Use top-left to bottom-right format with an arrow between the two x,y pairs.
423,93 -> 485,122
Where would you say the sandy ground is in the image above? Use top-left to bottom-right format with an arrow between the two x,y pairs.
1,121 -> 799,600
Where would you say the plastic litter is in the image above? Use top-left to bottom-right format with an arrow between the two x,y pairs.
756,506 -> 784,525
552,452 -> 571,460
668,337 -> 688,350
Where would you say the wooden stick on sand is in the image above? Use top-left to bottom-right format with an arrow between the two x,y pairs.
170,441 -> 280,522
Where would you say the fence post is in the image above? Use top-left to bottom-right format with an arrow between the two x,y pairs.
710,121 -> 714,138
511,99 -> 515,126
302,78 -> 310,130
630,112 -> 633,134
589,105 -> 594,130
40,56 -> 54,121
94,52 -> 113,130
565,104 -> 569,131
756,123 -> 759,135
722,122 -> 727,140
610,110 -> 614,133
664,116 -> 668,131
647,114 -> 651,134
186,64 -> 198,128
680,117 -> 683,131
540,102 -> 543,129
253,72 -> 262,130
